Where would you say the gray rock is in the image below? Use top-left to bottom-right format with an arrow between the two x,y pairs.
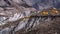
0,0 -> 9,7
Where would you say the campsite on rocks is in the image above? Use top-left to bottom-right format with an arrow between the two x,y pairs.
0,0 -> 60,34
